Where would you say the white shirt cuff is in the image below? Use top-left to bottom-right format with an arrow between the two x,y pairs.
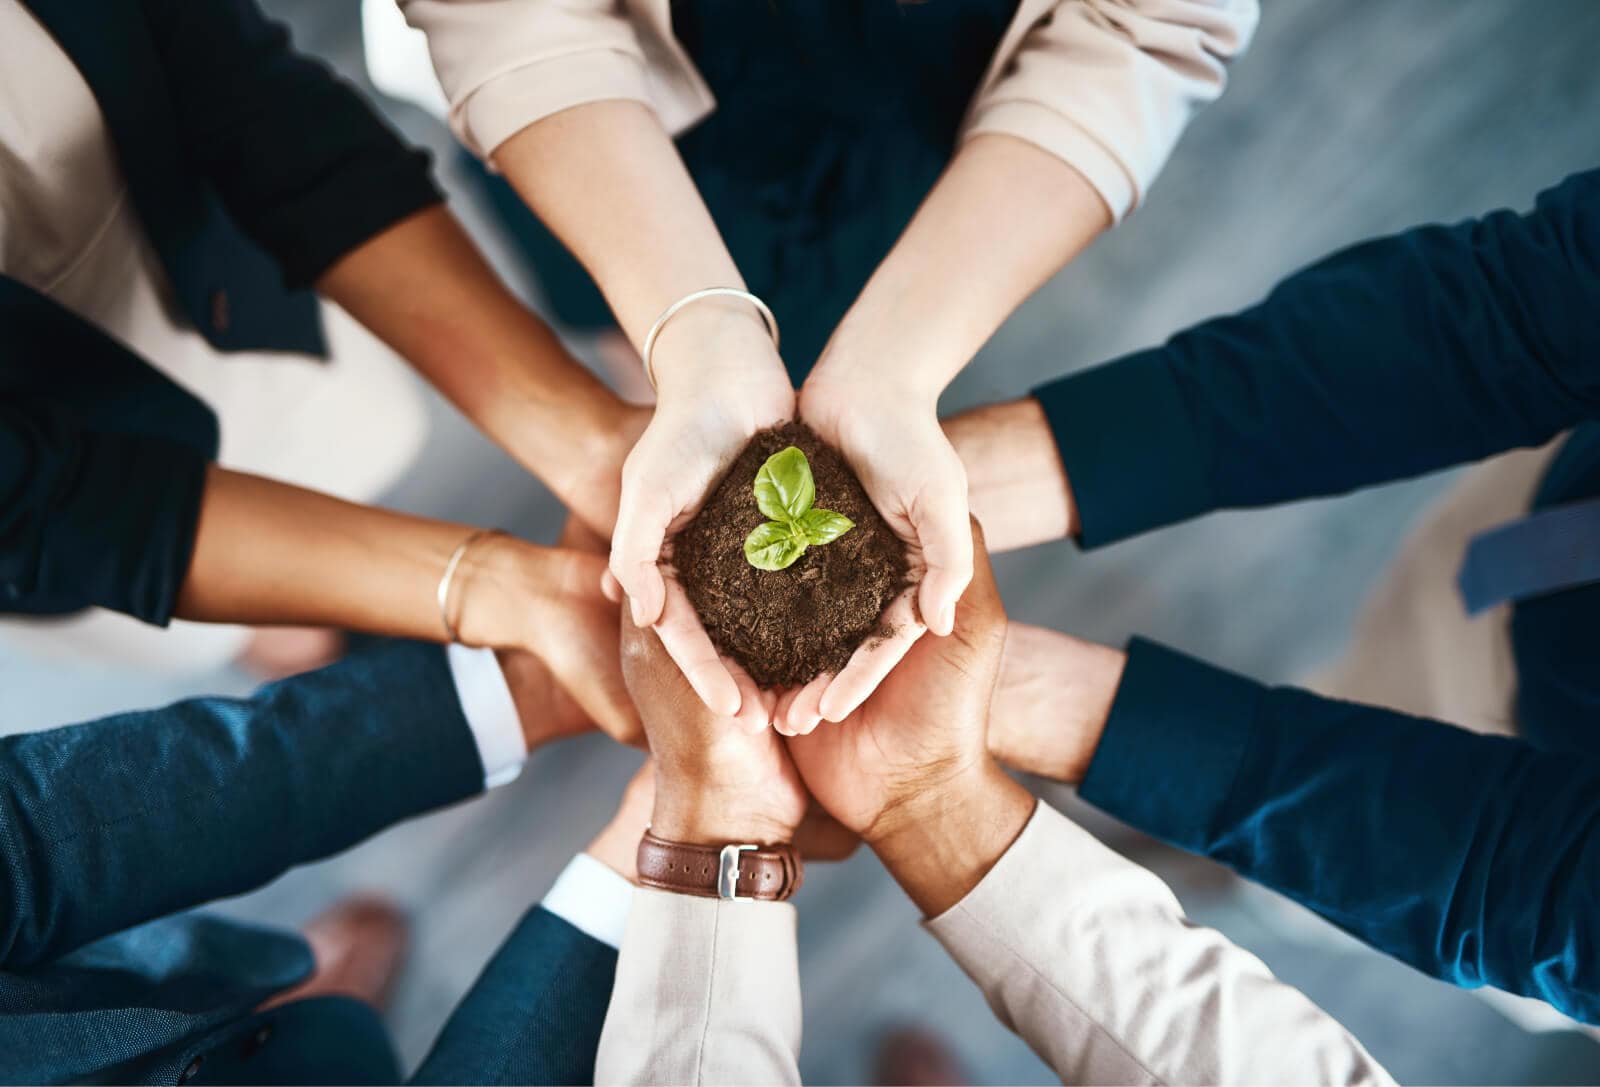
541,853 -> 634,950
446,643 -> 527,789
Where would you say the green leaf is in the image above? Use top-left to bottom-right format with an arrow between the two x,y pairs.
745,520 -> 808,571
753,446 -> 816,523
799,508 -> 854,546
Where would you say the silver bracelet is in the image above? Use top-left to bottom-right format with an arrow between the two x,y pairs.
437,528 -> 503,644
640,287 -> 780,390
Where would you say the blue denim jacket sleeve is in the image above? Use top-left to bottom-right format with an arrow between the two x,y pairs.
1034,169 -> 1600,547
1080,638 -> 1600,1025
0,640 -> 485,970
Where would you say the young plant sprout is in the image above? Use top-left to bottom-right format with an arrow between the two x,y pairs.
744,445 -> 855,570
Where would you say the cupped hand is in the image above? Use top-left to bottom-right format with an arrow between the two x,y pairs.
784,519 -> 1003,841
609,310 -> 794,728
619,606 -> 809,846
785,372 -> 973,730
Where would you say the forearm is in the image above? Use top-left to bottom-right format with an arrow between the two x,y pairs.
492,101 -> 767,378
596,760 -> 804,1086
316,206 -> 628,528
943,397 -> 1076,551
175,465 -> 545,648
0,642 -> 482,968
1035,171 -> 1600,546
912,798 -> 1391,1085
1077,639 -> 1600,1023
811,135 -> 1110,398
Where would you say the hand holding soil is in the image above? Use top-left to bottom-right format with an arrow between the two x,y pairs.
675,423 -> 910,697
606,334 -> 793,731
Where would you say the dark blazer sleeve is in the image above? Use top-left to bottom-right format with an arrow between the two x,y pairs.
1078,638 -> 1600,1025
1034,170 -> 1600,547
0,640 -> 485,970
0,277 -> 221,623
136,0 -> 442,287
0,401 -> 207,622
411,906 -> 618,1085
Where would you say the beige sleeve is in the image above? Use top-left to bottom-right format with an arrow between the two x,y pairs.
595,887 -> 802,1086
398,0 -> 713,159
926,802 -> 1395,1086
966,0 -> 1259,220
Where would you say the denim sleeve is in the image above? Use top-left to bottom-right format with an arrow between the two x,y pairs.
1079,638 -> 1600,1025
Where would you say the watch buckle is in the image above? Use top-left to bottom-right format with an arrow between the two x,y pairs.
717,844 -> 758,900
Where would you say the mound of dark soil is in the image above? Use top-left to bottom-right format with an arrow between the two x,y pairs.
675,422 -> 908,689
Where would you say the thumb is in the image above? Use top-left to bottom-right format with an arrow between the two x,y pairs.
911,475 -> 974,637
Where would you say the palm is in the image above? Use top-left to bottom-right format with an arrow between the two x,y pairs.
785,384 -> 973,730
613,375 -> 794,725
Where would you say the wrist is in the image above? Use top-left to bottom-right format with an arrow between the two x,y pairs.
989,634 -> 1123,784
453,534 -> 556,651
648,299 -> 785,395
651,779 -> 800,847
805,343 -> 945,413
944,398 -> 1077,548
869,762 -> 1035,917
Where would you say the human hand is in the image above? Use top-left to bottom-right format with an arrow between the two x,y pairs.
942,398 -> 1077,552
609,305 -> 794,728
786,367 -> 971,731
619,608 -> 808,846
987,622 -> 1124,785
455,535 -> 642,746
558,402 -> 650,540
785,521 -> 1034,914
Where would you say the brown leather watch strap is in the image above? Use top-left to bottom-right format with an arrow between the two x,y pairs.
636,830 -> 804,902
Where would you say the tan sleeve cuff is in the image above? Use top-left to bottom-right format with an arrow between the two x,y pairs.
925,801 -> 1391,1086
962,99 -> 1138,222
596,887 -> 802,1085
453,50 -> 654,160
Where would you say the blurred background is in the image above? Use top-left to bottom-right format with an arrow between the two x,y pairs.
4,0 -> 1600,1081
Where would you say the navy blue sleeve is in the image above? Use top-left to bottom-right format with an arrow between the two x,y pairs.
0,402 -> 207,622
411,906 -> 618,1085
1078,638 -> 1600,1024
1035,170 -> 1600,547
0,641 -> 485,970
136,0 -> 442,287
0,277 -> 220,624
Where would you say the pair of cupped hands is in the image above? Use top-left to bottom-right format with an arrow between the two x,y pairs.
481,309 -> 1023,843
601,306 -> 973,738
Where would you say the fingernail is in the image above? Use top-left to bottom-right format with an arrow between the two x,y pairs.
940,604 -> 956,634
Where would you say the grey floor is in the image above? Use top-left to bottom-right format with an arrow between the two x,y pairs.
5,0 -> 1600,1082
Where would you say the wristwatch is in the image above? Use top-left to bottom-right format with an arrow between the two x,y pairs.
636,830 -> 804,902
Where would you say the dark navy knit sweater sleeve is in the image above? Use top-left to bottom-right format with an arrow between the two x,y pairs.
137,0 -> 442,287
0,641 -> 484,970
1079,638 -> 1600,1024
1035,170 -> 1600,547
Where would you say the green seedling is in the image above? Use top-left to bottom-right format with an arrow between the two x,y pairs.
744,446 -> 854,571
